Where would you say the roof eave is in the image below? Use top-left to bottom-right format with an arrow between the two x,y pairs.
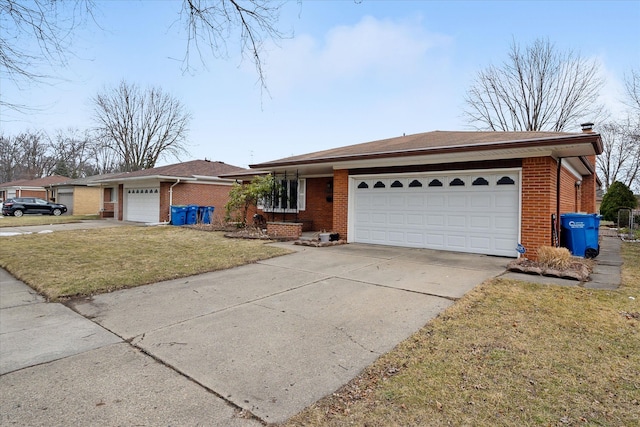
250,134 -> 602,170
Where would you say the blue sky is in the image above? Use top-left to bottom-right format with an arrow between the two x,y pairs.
1,0 -> 639,168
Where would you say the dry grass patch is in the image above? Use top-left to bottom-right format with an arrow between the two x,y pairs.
536,245 -> 573,270
283,243 -> 640,427
0,226 -> 291,300
0,215 -> 99,227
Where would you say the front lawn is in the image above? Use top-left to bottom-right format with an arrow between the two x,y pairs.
0,226 -> 291,300
0,214 -> 100,227
283,242 -> 640,427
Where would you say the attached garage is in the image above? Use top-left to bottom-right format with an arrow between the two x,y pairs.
125,187 -> 160,223
57,188 -> 74,213
350,170 -> 520,257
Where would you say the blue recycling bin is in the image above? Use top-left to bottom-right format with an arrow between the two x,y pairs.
198,206 -> 215,224
170,205 -> 187,226
185,204 -> 199,225
560,213 -> 600,258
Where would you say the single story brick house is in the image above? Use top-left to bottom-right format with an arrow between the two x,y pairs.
0,175 -> 69,203
48,173 -> 123,216
94,160 -> 247,223
240,126 -> 602,259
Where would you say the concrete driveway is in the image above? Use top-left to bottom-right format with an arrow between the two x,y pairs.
1,242 -> 507,425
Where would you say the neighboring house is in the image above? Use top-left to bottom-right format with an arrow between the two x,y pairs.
94,160 -> 247,223
0,175 -> 69,203
241,126 -> 602,260
48,173 -> 122,216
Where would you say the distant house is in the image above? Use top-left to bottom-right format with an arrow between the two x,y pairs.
0,175 -> 69,203
48,173 -> 122,216
94,160 -> 248,223
237,127 -> 602,260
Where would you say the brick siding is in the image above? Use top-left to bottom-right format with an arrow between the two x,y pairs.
73,187 -> 101,215
521,157 -> 557,260
332,169 -> 349,240
266,222 -> 302,238
159,181 -> 233,223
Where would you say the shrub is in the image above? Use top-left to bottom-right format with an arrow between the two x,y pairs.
600,181 -> 638,222
537,246 -> 572,270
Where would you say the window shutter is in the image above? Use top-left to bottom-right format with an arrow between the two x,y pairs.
298,179 -> 306,211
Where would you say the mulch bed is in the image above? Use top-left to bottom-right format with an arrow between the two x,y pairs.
507,258 -> 592,281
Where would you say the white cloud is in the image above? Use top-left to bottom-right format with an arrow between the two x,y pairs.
263,15 -> 452,96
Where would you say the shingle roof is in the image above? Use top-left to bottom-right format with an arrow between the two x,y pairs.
53,173 -> 127,186
97,160 -> 248,182
251,130 -> 601,168
0,175 -> 69,188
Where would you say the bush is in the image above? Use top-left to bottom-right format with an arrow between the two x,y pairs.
537,246 -> 572,270
600,181 -> 637,222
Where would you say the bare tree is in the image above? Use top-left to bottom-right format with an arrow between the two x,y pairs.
0,134 -> 23,182
180,0 -> 287,91
464,38 -> 604,131
0,0 -> 94,110
89,138 -> 123,175
1,0 -> 286,112
597,121 -> 640,190
50,128 -> 98,178
0,131 -> 56,180
623,69 -> 640,112
92,81 -> 191,172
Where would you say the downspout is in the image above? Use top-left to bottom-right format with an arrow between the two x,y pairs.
555,157 -> 562,247
167,179 -> 181,224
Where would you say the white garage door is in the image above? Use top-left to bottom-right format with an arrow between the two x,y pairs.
351,171 -> 520,257
125,187 -> 160,223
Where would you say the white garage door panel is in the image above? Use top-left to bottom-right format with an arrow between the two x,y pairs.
352,172 -> 519,257
126,187 -> 160,223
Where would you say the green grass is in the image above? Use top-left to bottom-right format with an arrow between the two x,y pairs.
0,226 -> 291,300
282,242 -> 640,427
0,214 -> 100,227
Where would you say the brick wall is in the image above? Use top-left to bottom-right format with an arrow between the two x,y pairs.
18,190 -> 47,198
117,184 -> 124,220
160,181 -> 234,223
73,186 -> 101,215
581,155 -> 597,213
559,167 -> 578,213
521,156 -> 597,260
521,157 -> 557,260
266,222 -> 302,239
332,169 -> 349,240
255,177 -> 334,231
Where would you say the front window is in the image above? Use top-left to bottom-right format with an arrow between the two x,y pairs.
261,178 -> 305,213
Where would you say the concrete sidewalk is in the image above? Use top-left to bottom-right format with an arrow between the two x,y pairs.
0,243 -> 506,426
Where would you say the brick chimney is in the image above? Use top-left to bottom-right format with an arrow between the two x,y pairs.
581,122 -> 595,133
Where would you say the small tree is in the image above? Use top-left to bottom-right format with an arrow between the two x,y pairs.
225,174 -> 275,225
600,181 -> 638,222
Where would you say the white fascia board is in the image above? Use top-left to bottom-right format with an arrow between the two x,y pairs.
99,175 -> 198,184
334,146 -> 556,170
562,161 -> 583,179
191,175 -> 237,183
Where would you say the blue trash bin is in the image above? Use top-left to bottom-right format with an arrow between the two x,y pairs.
198,206 -> 215,224
560,213 -> 600,258
185,204 -> 199,225
170,205 -> 187,226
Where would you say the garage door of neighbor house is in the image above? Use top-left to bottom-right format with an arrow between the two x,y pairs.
57,190 -> 74,214
351,171 -> 520,257
125,187 -> 160,223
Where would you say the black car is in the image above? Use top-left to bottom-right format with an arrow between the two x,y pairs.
1,197 -> 67,217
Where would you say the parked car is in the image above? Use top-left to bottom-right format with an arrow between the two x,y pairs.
1,197 -> 67,217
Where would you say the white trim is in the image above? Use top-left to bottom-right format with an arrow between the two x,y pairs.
561,161 -> 582,180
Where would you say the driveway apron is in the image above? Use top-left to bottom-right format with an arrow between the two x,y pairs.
69,243 -> 507,424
